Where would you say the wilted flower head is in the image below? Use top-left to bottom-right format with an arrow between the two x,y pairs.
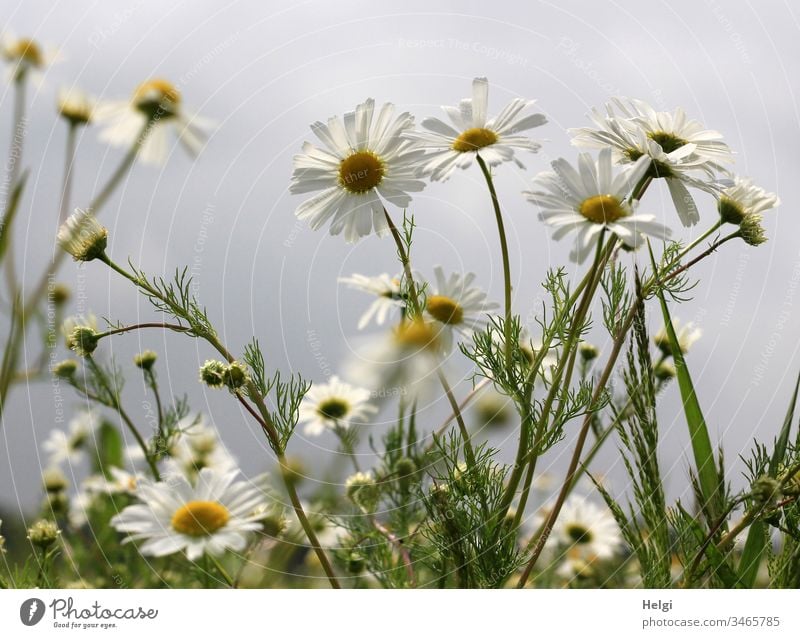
57,209 -> 108,262
58,87 -> 94,125
222,361 -> 249,393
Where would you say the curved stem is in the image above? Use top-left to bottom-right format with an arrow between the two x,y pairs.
476,156 -> 513,372
99,254 -> 341,588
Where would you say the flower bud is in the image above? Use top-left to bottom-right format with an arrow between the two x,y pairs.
222,361 -> 249,392
42,467 -> 67,493
738,213 -> 767,247
52,359 -> 78,379
50,283 -> 71,306
67,326 -> 99,357
345,471 -> 379,512
579,342 -> 599,361
751,475 -> 781,509
199,360 -> 226,388
134,350 -> 158,371
653,360 -> 676,381
27,519 -> 60,549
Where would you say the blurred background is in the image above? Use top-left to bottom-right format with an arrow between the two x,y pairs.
1,0 -> 799,522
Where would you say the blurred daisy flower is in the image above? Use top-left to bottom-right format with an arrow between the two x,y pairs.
339,273 -> 404,329
1,32 -> 59,83
654,318 -> 702,357
57,87 -> 95,126
83,466 -> 142,496
407,76 -> 546,180
424,266 -> 497,352
110,467 -> 268,560
525,149 -> 670,262
298,375 -> 377,436
347,319 -> 442,399
569,97 -> 733,226
290,98 -> 426,243
718,176 -> 780,225
42,410 -> 99,466
164,416 -> 237,481
549,495 -> 622,562
95,78 -> 213,166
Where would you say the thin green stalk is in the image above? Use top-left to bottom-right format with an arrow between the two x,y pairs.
84,356 -> 160,480
59,122 -> 78,223
476,155 -> 513,372
97,254 -> 341,588
4,74 -> 27,294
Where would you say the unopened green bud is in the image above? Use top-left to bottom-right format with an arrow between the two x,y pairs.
345,472 -> 379,512
752,475 -> 781,509
42,467 -> 67,493
67,326 -> 99,357
52,359 -> 78,379
222,361 -> 249,392
199,360 -> 226,388
579,342 -> 599,361
654,360 -> 676,381
134,350 -> 158,371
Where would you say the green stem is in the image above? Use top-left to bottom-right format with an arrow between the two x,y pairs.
476,156 -> 513,373
98,254 -> 341,588
59,123 -> 78,223
84,356 -> 160,480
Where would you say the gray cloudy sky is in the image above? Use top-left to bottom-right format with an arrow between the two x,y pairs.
1,0 -> 800,514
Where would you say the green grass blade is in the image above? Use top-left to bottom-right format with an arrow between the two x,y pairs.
0,172 -> 28,264
648,244 -> 721,518
738,367 -> 800,586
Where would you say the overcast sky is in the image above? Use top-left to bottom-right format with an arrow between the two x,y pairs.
1,0 -> 799,515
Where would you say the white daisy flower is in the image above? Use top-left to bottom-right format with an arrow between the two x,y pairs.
339,273 -> 404,329
550,495 -> 622,561
424,266 -> 498,351
290,98 -> 426,243
654,318 -> 702,356
110,467 -> 268,560
57,87 -> 94,126
164,416 -> 237,481
569,97 -> 733,226
68,490 -> 96,528
83,466 -> 142,496
347,319 -> 443,399
407,76 -> 546,180
94,78 -> 213,166
525,149 -> 671,262
298,375 -> 377,436
42,410 -> 99,466
718,175 -> 780,225
0,32 -> 59,83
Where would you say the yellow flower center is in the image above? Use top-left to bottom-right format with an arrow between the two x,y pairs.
10,38 -> 43,66
317,398 -> 350,420
452,127 -> 498,153
394,320 -> 440,352
426,295 -> 464,325
171,500 -> 230,537
578,195 -> 628,224
338,151 -> 385,193
133,79 -> 182,118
